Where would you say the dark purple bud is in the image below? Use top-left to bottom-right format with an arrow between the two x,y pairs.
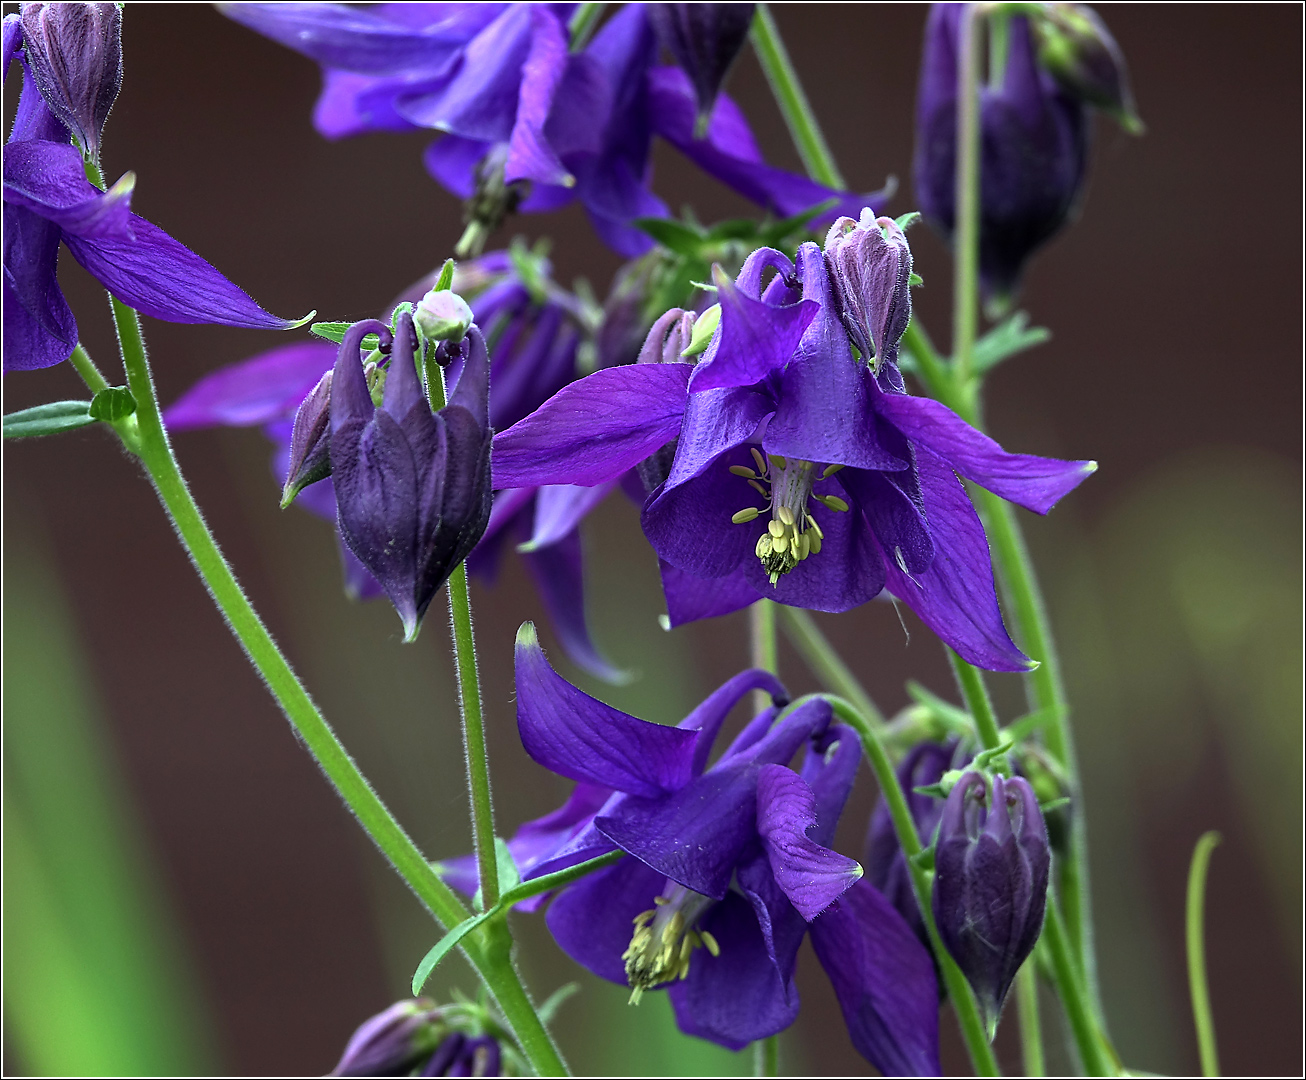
824,209 -> 913,371
932,770 -> 1050,1032
18,2 -> 122,163
431,1034 -> 501,1077
330,312 -> 493,641
633,307 -> 696,493
913,5 -> 1088,305
281,368 -> 332,508
1033,3 -> 1143,133
648,4 -> 756,136
329,998 -> 444,1077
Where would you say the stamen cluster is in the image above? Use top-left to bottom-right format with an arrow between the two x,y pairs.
622,887 -> 719,1002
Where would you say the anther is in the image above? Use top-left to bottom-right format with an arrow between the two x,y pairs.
732,507 -> 760,524
750,448 -> 768,475
822,463 -> 845,478
729,465 -> 757,479
768,454 -> 787,470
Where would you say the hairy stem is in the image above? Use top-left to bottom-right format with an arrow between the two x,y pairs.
1015,962 -> 1045,1077
952,4 -> 982,396
947,649 -> 1005,766
68,342 -> 110,393
1042,900 -> 1113,1076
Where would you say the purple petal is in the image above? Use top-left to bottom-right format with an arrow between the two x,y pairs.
648,65 -> 891,224
503,7 -> 571,186
545,855 -> 667,985
735,843 -> 808,991
2,204 -> 76,371
520,527 -> 628,684
3,139 -> 134,238
837,466 -> 934,576
664,383 -> 776,488
643,447 -> 758,578
63,213 -> 302,330
3,13 -> 21,71
540,51 -> 610,160
873,387 -> 1096,513
313,68 -> 427,139
522,483 -> 613,550
810,879 -> 942,1077
9,50 -> 71,145
678,668 -> 789,776
878,447 -> 1031,672
668,891 -> 800,1050
491,363 -> 691,488
515,623 -> 697,797
165,342 -> 335,430
659,559 -> 761,628
421,132 -> 488,196
756,764 -> 862,920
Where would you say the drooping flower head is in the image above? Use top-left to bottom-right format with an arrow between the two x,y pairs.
441,626 -> 941,1074
647,3 -> 757,135
1033,2 -> 1142,132
932,770 -> 1050,1032
2,12 -> 301,372
330,998 -> 511,1077
493,215 -> 1096,671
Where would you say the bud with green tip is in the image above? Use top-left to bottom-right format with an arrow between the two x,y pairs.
280,368 -> 332,508
1033,2 -> 1143,133
415,289 -> 474,344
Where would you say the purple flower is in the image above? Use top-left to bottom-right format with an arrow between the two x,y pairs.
329,999 -> 504,1077
329,312 -> 492,641
1,19 -> 300,373
1033,3 -> 1142,133
647,4 -> 756,135
221,3 -> 886,256
932,770 -> 1050,1031
492,223 -> 1096,671
457,625 -> 940,1073
913,4 -> 1088,304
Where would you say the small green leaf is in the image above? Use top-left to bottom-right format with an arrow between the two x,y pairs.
1039,796 -> 1071,814
3,401 -> 95,439
758,197 -> 839,244
973,741 -> 1015,771
973,311 -> 1051,375
433,258 -> 455,293
310,321 -> 381,351
411,911 -> 492,995
633,216 -> 708,256
89,386 -> 137,423
894,211 -> 922,232
681,303 -> 721,358
1002,707 -> 1056,742
908,272 -> 924,288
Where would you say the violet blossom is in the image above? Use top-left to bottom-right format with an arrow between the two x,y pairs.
329,998 -> 504,1077
442,625 -> 941,1074
220,3 -> 886,256
2,12 -> 301,373
492,212 -> 1096,672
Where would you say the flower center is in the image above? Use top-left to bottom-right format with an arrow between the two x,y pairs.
622,883 -> 719,1003
729,450 -> 849,585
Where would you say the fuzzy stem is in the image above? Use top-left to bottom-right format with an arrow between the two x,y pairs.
947,649 -> 1006,767
1015,962 -> 1045,1077
952,3 -> 982,398
778,606 -> 884,728
1042,900 -> 1113,1076
749,4 -> 846,189
68,342 -> 110,393
825,695 -> 1001,1077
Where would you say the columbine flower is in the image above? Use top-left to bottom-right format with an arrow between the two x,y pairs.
221,3 -> 886,256
2,16 -> 300,373
932,770 -> 1050,1031
647,4 -> 757,136
493,219 -> 1096,672
330,998 -> 506,1077
329,311 -> 492,641
913,4 -> 1085,306
443,625 -> 940,1074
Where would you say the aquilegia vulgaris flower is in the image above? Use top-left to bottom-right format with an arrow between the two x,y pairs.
442,624 -> 942,1074
2,9 -> 300,372
492,210 -> 1096,671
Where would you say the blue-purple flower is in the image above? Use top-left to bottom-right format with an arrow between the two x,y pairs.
492,215 -> 1096,672
2,12 -> 300,373
647,4 -> 756,135
221,3 -> 886,256
330,998 -> 505,1077
445,625 -> 940,1073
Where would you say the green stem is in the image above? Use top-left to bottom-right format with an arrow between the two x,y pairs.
1186,832 -> 1222,1077
567,2 -> 606,51
1042,900 -> 1112,1077
749,598 -> 779,675
952,3 -> 982,396
110,302 -> 565,1075
68,343 -> 110,394
777,606 -> 884,728
946,649 -> 1004,764
901,319 -> 952,403
1015,962 -> 1045,1077
753,1035 -> 778,1077
749,4 -> 845,189
825,695 -> 1000,1077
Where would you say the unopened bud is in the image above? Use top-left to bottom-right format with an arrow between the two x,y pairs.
415,289 -> 474,344
1033,3 -> 1143,133
281,369 -> 332,508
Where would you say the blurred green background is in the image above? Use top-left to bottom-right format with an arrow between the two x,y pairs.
3,5 -> 1300,1076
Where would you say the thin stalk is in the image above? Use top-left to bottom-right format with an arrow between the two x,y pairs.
946,649 -> 1004,764
109,300 -> 565,1075
567,2 -> 605,51
749,4 -> 845,189
749,602 -> 781,1067
1186,832 -> 1222,1077
1041,900 -> 1112,1077
778,606 -> 884,728
1015,962 -> 1045,1077
952,3 -> 982,394
753,1035 -> 778,1077
901,319 -> 952,403
68,343 -> 110,393
825,695 -> 1000,1077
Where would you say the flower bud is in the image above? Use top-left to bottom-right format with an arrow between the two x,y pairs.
18,2 -> 122,163
415,289 -> 474,344
280,368 -> 332,508
824,209 -> 913,372
932,771 -> 1049,1031
1033,3 -> 1143,133
647,4 -> 756,136
329,999 -> 444,1077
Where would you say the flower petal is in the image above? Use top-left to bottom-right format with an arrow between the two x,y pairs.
810,879 -> 942,1077
503,7 -> 571,186
659,559 -> 761,628
756,764 -> 862,920
165,342 -> 335,430
2,204 -> 77,371
3,139 -> 134,238
873,388 -> 1096,513
878,447 -> 1031,672
643,446 -> 757,578
491,363 -> 691,488
664,382 -> 775,489
800,723 -> 863,848
523,482 -> 614,551
837,465 -> 935,576
515,623 -> 697,797
679,668 -> 790,776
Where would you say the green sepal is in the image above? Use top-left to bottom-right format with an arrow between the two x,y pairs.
433,257 -> 455,292
908,272 -> 924,287
415,849 -> 623,995
894,211 -> 922,232
973,311 -> 1051,375
681,303 -> 721,357
88,386 -> 137,423
310,321 -> 382,352
2,400 -> 96,439
972,741 -> 1015,771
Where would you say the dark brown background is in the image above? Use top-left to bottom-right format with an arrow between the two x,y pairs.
4,4 -> 1301,1076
